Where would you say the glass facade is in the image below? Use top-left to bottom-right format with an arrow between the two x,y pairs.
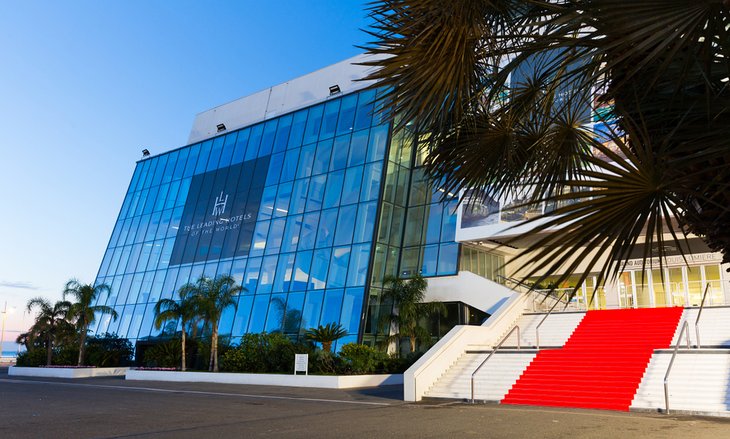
92,88 -> 396,349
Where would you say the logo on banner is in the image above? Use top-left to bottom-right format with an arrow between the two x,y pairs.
212,191 -> 229,216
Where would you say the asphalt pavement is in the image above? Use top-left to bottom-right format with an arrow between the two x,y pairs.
1,367 -> 729,438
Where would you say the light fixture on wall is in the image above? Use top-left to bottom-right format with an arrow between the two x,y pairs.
329,84 -> 341,95
216,123 -> 227,132
141,149 -> 150,157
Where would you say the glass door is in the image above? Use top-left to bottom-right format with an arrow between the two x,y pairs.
687,267 -> 703,306
650,269 -> 668,307
667,267 -> 687,306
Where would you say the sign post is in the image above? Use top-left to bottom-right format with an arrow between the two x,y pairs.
294,354 -> 308,375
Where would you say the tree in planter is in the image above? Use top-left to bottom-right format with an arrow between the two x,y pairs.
64,280 -> 118,366
305,322 -> 348,353
380,275 -> 446,354
186,274 -> 242,372
153,288 -> 201,371
25,297 -> 73,366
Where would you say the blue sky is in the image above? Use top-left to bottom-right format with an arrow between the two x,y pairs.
0,0 -> 371,342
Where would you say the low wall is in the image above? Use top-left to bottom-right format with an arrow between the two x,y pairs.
126,369 -> 403,389
9,366 -> 129,378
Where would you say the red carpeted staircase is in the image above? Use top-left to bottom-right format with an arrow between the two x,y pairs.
501,307 -> 684,411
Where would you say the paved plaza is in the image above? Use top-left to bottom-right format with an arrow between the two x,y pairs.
1,368 -> 729,438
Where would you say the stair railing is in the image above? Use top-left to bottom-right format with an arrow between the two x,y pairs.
694,283 -> 711,348
663,320 -> 691,415
470,325 -> 521,403
535,291 -> 567,350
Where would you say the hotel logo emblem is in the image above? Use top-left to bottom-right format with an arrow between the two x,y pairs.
212,191 -> 229,216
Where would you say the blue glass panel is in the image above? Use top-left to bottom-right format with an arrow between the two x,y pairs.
327,247 -> 351,288
126,217 -> 141,245
273,252 -> 295,293
133,189 -> 148,217
283,292 -> 305,334
258,119 -> 278,156
341,166 -> 363,205
175,178 -> 191,207
137,303 -> 157,339
303,104 -> 324,145
311,248 -> 331,290
127,164 -> 144,195
313,139 -> 333,175
164,180 -> 180,210
98,249 -> 114,278
142,186 -> 158,215
280,149 -> 299,183
135,160 -> 152,191
323,170 -> 344,209
150,155 -> 168,187
218,132 -> 238,168
320,99 -> 340,140
289,178 -> 309,215
168,207 -> 184,238
194,140 -> 213,175
243,256 -> 262,293
250,220 -> 270,257
334,205 -> 357,246
265,293 -> 288,332
183,143 -> 201,178
305,174 -> 326,212
149,270 -> 166,304
218,301 -> 236,336
259,186 -> 277,220
231,295 -> 253,336
265,218 -> 286,255
298,212 -> 319,251
301,290 -> 324,330
330,135 -> 350,171
274,182 -> 292,217
441,200 -> 458,242
136,242 -> 153,272
147,240 -> 163,271
353,89 -> 375,131
321,289 -> 344,325
425,203 -> 443,244
153,184 -> 169,212
291,250 -> 312,292
126,244 -> 143,273
288,109 -> 308,149
353,201 -> 377,244
266,152 -> 285,187
367,124 -> 389,162
118,193 -> 133,220
336,94 -> 358,136
281,215 -> 302,253
216,259 -> 233,277
296,143 -> 315,179
273,113 -> 292,153
158,237 -> 175,270
258,255 -> 278,294
248,294 -> 270,333
231,128 -> 250,165
173,147 -> 189,181
340,288 -> 364,333
115,219 -> 132,247
138,271 -> 155,303
230,257 -> 247,285
348,129 -> 368,167
107,248 -> 122,277
437,243 -> 459,275
315,208 -> 338,248
160,267 -> 179,301
333,335 -> 356,352
162,150 -> 178,184
346,244 -> 370,287
189,263 -> 205,283
245,124 -> 264,161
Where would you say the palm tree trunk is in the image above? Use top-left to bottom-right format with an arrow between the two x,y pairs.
181,329 -> 187,372
77,326 -> 87,366
46,333 -> 53,366
409,337 -> 416,353
209,323 -> 218,372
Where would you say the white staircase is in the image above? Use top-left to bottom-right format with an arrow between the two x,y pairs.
675,307 -> 730,347
632,351 -> 730,415
425,351 -> 537,401
501,311 -> 585,347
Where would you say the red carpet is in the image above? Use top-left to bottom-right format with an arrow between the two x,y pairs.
501,307 -> 684,411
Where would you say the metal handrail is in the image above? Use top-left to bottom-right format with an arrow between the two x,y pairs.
536,291 -> 567,349
694,284 -> 711,348
664,320 -> 691,414
470,325 -> 521,403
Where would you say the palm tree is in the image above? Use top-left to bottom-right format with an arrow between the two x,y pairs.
185,274 -> 242,372
380,275 -> 446,354
25,297 -> 72,366
362,1 -> 730,298
153,289 -> 200,371
305,323 -> 348,353
63,279 -> 118,366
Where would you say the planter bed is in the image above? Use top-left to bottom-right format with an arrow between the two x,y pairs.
9,366 -> 129,378
125,369 -> 403,389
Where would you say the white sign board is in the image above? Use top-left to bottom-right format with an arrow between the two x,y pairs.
294,354 -> 308,375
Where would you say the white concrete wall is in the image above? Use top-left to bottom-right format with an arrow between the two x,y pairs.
9,366 -> 128,378
426,271 -> 514,315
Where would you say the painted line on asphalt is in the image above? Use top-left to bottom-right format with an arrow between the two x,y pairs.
0,378 -> 392,407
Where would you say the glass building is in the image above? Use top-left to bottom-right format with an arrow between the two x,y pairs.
91,54 -> 508,351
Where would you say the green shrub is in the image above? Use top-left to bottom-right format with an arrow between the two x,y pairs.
15,349 -> 46,367
54,345 -> 79,366
220,332 -> 304,373
85,333 -> 133,367
339,343 -> 386,374
143,340 -> 181,368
